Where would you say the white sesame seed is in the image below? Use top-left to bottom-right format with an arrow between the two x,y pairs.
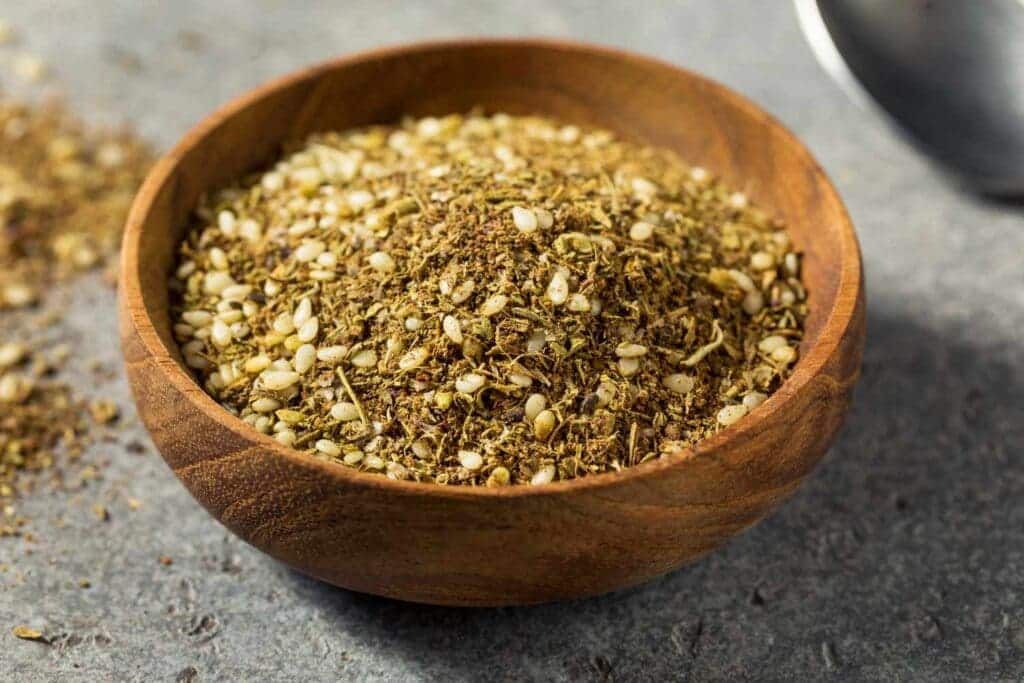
217,210 -> 236,236
524,393 -> 547,421
404,316 -> 423,331
511,206 -> 538,233
274,429 -> 297,446
347,190 -> 374,212
261,172 -> 284,192
458,450 -> 483,470
631,177 -> 658,198
239,219 -> 262,242
479,294 -> 508,316
343,450 -> 364,465
292,298 -> 313,328
690,166 -> 709,182
509,373 -> 533,388
182,310 -> 213,328
450,279 -> 476,304
260,370 -> 301,391
203,271 -> 235,296
316,345 -> 348,364
443,315 -> 463,344
330,402 -> 361,421
273,312 -> 295,335
209,247 -> 229,271
535,208 -> 554,230
728,269 -> 756,293
455,372 -> 485,394
717,404 -> 749,426
629,221 -> 655,241
368,251 -> 396,272
315,439 -> 341,457
618,357 -> 640,377
785,252 -> 800,276
297,316 -> 319,342
244,355 -> 272,374
251,398 -> 281,413
547,270 -> 569,306
221,284 -> 252,302
210,319 -> 232,348
386,462 -> 409,480
398,347 -> 429,370
364,455 -> 385,470
314,252 -> 337,269
350,349 -> 377,368
615,342 -> 648,358
758,335 -> 789,354
294,344 -> 317,373
176,261 -> 196,279
771,345 -> 797,364
750,251 -> 775,270
662,373 -> 695,394
294,240 -> 325,263
742,290 -> 764,315
530,465 -> 556,485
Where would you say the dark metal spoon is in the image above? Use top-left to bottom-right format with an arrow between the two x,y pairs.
795,0 -> 1024,195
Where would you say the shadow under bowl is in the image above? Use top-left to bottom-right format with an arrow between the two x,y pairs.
118,39 -> 866,606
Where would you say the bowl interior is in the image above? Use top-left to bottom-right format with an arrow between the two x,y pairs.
132,39 -> 851,430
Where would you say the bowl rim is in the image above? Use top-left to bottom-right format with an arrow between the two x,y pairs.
120,37 -> 863,500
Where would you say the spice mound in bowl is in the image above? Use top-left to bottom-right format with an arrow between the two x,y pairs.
170,113 -> 806,486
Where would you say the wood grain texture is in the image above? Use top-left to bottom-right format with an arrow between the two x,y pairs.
118,39 -> 865,606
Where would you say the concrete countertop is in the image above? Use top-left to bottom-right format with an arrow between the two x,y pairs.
2,1 -> 1022,680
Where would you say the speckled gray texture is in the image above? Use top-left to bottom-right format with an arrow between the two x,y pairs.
1,1 -> 1022,681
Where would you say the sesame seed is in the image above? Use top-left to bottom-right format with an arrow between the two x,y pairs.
533,409 -> 556,440
629,221 -> 654,241
260,370 -> 300,391
349,349 -> 377,368
458,450 -> 483,470
455,373 -> 486,394
662,373 -> 695,394
547,270 -> 569,306
330,402 -> 361,421
511,206 -> 538,233
368,251 -> 396,272
615,342 -> 648,358
530,465 -> 556,485
717,404 -> 748,426
442,315 -> 463,344
524,393 -> 547,422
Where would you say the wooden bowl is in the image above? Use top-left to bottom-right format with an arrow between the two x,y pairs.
119,39 -> 865,606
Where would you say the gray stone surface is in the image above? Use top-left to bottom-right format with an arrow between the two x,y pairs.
1,1 -> 1023,680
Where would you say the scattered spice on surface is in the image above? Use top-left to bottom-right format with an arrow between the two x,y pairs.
171,113 -> 806,486
12,625 -> 46,642
0,98 -> 152,532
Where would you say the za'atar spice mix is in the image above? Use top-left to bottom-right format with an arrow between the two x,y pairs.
170,113 -> 807,486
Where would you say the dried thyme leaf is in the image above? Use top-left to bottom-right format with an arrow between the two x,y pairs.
171,113 -> 807,486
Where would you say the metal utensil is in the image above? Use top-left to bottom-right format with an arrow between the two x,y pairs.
795,0 -> 1024,195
